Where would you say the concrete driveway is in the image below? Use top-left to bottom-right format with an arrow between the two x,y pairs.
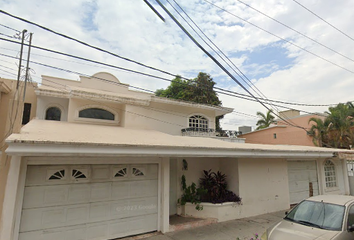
141,211 -> 286,240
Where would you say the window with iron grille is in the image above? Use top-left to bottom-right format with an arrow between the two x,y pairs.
45,107 -> 61,121
324,160 -> 337,188
189,115 -> 208,131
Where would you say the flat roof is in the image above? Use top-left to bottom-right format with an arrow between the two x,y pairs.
6,120 -> 354,159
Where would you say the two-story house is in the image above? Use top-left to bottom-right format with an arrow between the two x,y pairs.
1,72 -> 352,240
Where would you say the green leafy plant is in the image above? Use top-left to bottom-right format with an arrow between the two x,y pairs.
199,169 -> 241,204
178,175 -> 207,211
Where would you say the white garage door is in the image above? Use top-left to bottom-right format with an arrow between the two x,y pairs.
19,164 -> 158,240
288,161 -> 319,204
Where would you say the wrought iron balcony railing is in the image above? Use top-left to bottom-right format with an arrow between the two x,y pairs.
181,127 -> 242,138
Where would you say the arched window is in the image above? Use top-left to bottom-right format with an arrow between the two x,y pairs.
324,160 -> 337,188
189,115 -> 208,131
79,108 -> 115,120
45,107 -> 61,121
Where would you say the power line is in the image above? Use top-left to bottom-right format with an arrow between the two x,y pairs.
0,46 -> 335,108
292,0 -> 354,42
0,44 -> 337,111
0,23 -> 20,33
0,32 -> 18,40
233,0 -> 354,63
0,9 -> 185,80
0,54 -> 333,135
156,0 -> 312,132
202,0 -> 354,74
169,0 -> 279,114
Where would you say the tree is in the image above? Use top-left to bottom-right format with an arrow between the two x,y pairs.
308,117 -> 327,147
256,110 -> 276,130
308,102 -> 354,149
155,72 -> 223,130
324,103 -> 354,149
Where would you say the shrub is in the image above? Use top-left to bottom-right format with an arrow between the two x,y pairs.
199,169 -> 241,204
179,175 -> 207,211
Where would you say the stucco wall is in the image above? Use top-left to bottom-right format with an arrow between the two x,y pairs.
238,158 -> 290,217
124,103 -> 216,135
180,157 -> 220,187
0,79 -> 37,234
36,96 -> 69,121
220,158 -> 239,195
241,114 -> 325,146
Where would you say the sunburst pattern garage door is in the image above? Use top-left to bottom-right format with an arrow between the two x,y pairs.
19,164 -> 158,240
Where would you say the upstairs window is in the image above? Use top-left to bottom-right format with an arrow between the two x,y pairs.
324,160 -> 337,188
79,108 -> 115,121
45,107 -> 61,121
189,115 -> 208,131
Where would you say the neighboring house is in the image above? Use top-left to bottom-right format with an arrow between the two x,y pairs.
239,110 -> 326,147
1,73 -> 353,240
0,78 -> 37,232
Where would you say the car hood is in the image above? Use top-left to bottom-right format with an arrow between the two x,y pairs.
269,220 -> 339,240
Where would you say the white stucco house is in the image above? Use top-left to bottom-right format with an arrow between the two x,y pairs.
2,72 -> 353,240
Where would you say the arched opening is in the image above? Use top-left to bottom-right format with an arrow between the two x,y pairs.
45,107 -> 61,121
79,108 -> 115,120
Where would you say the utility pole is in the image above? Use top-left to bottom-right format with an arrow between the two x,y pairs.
23,32 -> 33,101
16,29 -> 27,90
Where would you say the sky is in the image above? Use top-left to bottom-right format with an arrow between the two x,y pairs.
0,0 -> 354,130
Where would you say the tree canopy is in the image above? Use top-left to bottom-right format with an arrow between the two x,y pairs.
308,102 -> 354,149
256,110 -> 276,130
156,72 -> 221,106
155,72 -> 223,130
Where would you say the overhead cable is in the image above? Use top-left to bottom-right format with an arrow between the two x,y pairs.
202,0 -> 354,74
292,0 -> 354,42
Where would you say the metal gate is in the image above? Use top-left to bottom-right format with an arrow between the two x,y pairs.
347,161 -> 354,195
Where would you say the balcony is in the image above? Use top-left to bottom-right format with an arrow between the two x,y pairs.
181,128 -> 244,143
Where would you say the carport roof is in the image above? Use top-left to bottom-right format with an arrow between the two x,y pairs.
6,119 -> 354,158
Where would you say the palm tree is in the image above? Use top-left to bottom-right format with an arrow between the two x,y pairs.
256,110 -> 276,130
308,117 -> 327,147
325,103 -> 354,149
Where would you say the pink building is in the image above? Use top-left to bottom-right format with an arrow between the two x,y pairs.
240,110 -> 326,146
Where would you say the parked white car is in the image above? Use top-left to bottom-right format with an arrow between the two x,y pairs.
261,195 -> 354,240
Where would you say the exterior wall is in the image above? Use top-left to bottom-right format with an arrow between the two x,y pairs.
241,114 -> 325,146
36,96 -> 69,121
0,79 -> 37,234
124,103 -> 216,135
179,157 -> 220,187
220,158 -> 239,195
238,158 -> 290,217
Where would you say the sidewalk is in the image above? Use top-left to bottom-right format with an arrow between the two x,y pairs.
138,210 -> 285,240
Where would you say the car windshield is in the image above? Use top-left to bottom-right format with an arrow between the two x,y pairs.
284,200 -> 345,231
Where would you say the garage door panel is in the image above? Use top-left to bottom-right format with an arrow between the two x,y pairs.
288,161 -> 319,204
90,183 -> 111,201
111,181 -> 130,199
288,180 -> 309,192
20,164 -> 158,240
68,184 -> 91,203
23,186 -> 68,209
66,205 -> 90,225
19,214 -> 158,240
130,180 -> 158,198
